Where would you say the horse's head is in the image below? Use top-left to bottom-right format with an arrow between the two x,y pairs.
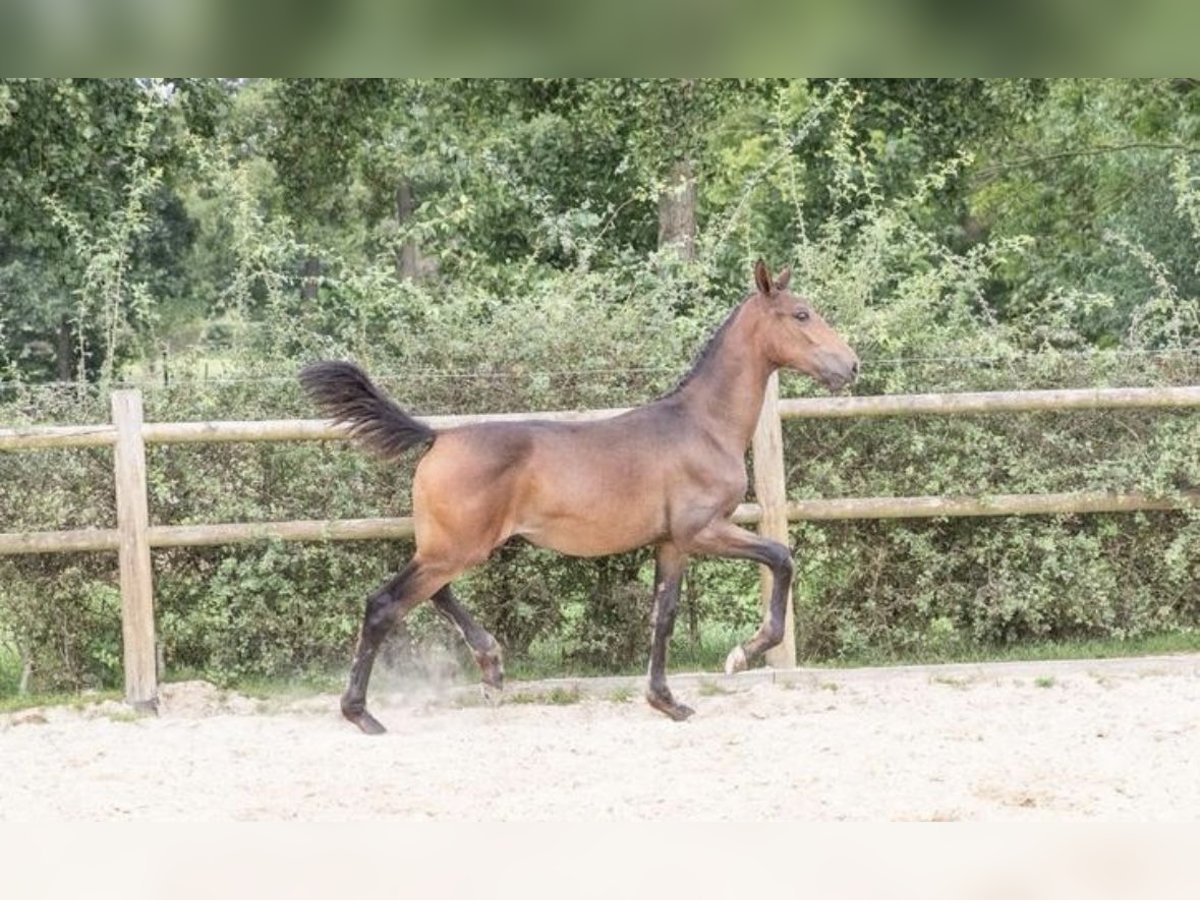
748,259 -> 859,391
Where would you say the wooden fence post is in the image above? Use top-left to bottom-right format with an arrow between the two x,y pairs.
752,372 -> 797,669
111,389 -> 158,711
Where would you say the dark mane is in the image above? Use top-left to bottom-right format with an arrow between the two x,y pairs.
658,296 -> 750,401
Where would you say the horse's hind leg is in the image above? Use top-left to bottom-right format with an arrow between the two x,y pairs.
342,559 -> 453,735
645,543 -> 692,721
430,586 -> 505,699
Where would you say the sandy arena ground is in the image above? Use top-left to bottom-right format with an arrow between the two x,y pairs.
2,654 -> 1199,822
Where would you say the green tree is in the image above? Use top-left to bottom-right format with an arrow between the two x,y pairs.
0,78 -> 229,382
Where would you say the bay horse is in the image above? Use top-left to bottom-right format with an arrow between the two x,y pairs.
300,260 -> 858,734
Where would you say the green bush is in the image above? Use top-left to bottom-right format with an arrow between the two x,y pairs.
4,83 -> 1200,693
155,541 -> 397,683
4,325 -> 1197,693
792,513 -> 1200,662
0,556 -> 122,691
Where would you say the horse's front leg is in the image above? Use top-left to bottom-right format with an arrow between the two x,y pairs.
645,542 -> 693,721
685,519 -> 794,674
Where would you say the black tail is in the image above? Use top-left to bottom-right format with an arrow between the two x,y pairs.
299,361 -> 436,461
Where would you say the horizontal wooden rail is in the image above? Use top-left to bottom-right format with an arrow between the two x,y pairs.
0,409 -> 633,449
0,518 -> 416,556
146,517 -> 415,547
141,419 -> 341,444
783,490 -> 1200,521
5,385 -> 1200,451
138,408 -> 631,445
0,424 -> 117,450
0,527 -> 121,554
778,385 -> 1200,419
6,490 -> 1198,558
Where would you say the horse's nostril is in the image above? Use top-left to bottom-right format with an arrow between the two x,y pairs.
850,360 -> 860,378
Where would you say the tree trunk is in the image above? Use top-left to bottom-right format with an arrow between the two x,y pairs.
18,654 -> 32,694
55,315 -> 73,381
395,180 -> 420,280
300,256 -> 321,300
657,158 -> 697,261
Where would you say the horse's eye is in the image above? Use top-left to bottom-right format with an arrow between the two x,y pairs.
794,309 -> 810,322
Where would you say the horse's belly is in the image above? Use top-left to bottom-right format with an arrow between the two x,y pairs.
520,521 -> 660,557
516,484 -> 666,557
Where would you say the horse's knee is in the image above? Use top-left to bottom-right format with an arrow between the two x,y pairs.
363,592 -> 398,641
769,549 -> 794,583
362,562 -> 443,642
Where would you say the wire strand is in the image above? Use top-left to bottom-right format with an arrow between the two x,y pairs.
2,349 -> 1199,390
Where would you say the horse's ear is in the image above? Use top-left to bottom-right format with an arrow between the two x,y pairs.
753,259 -> 773,295
773,266 -> 791,292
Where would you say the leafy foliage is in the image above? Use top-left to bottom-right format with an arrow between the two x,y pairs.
2,79 -> 1200,691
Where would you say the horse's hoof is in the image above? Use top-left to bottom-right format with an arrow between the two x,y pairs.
355,713 -> 388,735
646,692 -> 695,722
665,702 -> 694,722
724,645 -> 749,675
480,682 -> 503,706
477,648 -> 505,694
343,706 -> 387,735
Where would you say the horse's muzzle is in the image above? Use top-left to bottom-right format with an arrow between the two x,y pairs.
822,358 -> 859,392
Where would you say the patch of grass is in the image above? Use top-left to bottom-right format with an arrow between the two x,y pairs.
1135,667 -> 1173,679
448,691 -> 488,709
195,669 -> 344,702
104,708 -> 143,723
505,624 -> 744,682
607,686 -> 634,703
503,686 -> 582,706
698,679 -> 731,696
11,711 -> 48,725
504,626 -> 1200,685
545,686 -> 582,705
822,630 -> 1200,670
0,689 -> 120,715
7,628 -> 1200,715
1034,675 -> 1057,689
929,674 -> 972,690
0,647 -> 21,695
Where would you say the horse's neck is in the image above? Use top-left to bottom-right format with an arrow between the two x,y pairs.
674,309 -> 775,454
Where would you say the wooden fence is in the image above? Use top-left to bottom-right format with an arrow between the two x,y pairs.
2,382 -> 1200,708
